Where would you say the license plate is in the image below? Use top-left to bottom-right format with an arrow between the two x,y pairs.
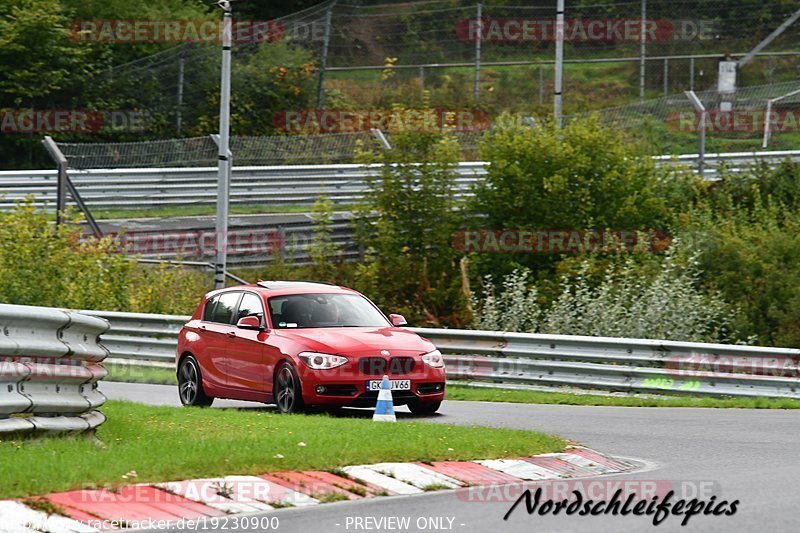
367,379 -> 411,391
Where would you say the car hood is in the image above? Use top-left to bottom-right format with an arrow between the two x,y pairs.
275,326 -> 435,356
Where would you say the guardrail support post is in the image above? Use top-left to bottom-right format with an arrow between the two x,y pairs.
685,91 -> 706,178
42,136 -> 68,230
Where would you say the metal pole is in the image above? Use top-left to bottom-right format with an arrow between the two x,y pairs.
419,65 -> 424,88
760,88 -> 800,148
698,110 -> 706,177
474,2 -> 482,102
316,3 -> 334,108
539,65 -> 544,105
685,91 -> 706,178
763,99 -> 773,148
768,55 -> 775,98
663,58 -> 668,97
215,3 -> 232,289
639,0 -> 646,105
176,44 -> 186,135
554,0 -> 564,126
689,56 -> 695,91
42,136 -> 68,230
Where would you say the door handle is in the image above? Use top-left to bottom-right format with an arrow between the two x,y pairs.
227,331 -> 236,338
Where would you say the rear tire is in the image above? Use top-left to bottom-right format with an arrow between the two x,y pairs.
408,400 -> 441,415
178,356 -> 214,407
274,362 -> 305,414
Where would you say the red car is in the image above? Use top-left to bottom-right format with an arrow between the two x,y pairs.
176,281 -> 445,414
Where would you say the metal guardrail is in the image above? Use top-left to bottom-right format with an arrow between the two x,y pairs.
652,149 -> 800,173
0,304 -> 110,435
2,151 -> 800,211
88,310 -> 800,399
113,212 -> 362,268
0,163 -> 487,211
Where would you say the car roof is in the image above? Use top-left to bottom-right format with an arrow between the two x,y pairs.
205,280 -> 358,300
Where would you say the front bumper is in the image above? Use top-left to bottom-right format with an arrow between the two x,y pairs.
295,360 -> 446,406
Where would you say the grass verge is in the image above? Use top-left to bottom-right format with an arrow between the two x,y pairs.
104,362 -> 176,385
0,400 -> 566,499
103,364 -> 800,409
445,385 -> 800,409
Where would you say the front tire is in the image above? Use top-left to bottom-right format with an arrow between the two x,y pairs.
274,362 -> 305,414
408,400 -> 441,415
178,356 -> 214,407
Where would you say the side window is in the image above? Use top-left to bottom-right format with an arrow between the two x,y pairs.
203,296 -> 219,322
211,292 -> 241,325
236,293 -> 265,323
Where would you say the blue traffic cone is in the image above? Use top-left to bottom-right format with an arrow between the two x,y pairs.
373,375 -> 396,422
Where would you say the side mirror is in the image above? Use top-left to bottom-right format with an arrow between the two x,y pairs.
389,314 -> 408,327
236,315 -> 264,330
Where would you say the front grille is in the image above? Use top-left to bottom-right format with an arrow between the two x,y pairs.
358,357 -> 416,376
351,389 -> 418,407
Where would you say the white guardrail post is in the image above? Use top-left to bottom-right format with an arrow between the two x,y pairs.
0,304 -> 110,435
85,309 -> 800,400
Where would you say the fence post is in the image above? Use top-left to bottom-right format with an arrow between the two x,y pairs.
214,4 -> 233,290
685,91 -> 706,178
316,2 -> 335,108
639,0 -> 646,105
539,65 -> 544,105
42,136 -> 67,230
176,43 -> 186,135
474,3 -> 482,102
554,0 -> 565,126
663,58 -> 669,97
689,56 -> 695,91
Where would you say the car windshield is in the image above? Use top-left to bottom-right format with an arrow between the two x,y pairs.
268,293 -> 391,329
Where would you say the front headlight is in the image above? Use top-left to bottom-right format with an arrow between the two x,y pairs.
421,349 -> 445,368
299,352 -> 348,370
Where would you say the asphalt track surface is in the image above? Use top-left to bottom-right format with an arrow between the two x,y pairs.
101,382 -> 800,533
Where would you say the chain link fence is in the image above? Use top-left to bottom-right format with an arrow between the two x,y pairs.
29,1 -> 800,161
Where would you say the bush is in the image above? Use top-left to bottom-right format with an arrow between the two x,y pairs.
469,114 -> 675,279
307,197 -> 342,282
0,200 -> 208,313
473,244 -> 739,344
669,159 -> 800,346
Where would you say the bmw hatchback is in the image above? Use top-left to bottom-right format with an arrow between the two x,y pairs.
176,281 -> 446,414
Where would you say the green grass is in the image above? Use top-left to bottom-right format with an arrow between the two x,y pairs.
0,400 -> 566,499
446,385 -> 800,409
104,362 -> 177,385
103,364 -> 800,409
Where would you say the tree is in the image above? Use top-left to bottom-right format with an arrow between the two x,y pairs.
0,0 -> 90,104
470,114 -> 672,279
353,131 -> 467,326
